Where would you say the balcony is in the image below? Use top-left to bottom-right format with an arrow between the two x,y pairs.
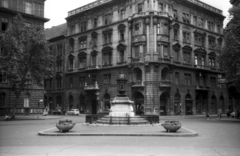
84,82 -> 100,91
132,82 -> 144,88
194,65 -> 210,70
46,89 -> 64,93
159,58 -> 171,63
159,80 -> 171,88
195,85 -> 210,91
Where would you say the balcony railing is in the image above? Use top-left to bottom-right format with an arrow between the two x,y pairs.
132,81 -> 144,87
46,89 -> 64,93
195,85 -> 210,90
159,80 -> 171,87
186,0 -> 222,15
68,0 -> 112,17
84,82 -> 100,91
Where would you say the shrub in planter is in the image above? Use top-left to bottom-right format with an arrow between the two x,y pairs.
56,119 -> 76,133
161,121 -> 181,132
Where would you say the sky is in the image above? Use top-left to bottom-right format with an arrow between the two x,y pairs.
44,0 -> 232,29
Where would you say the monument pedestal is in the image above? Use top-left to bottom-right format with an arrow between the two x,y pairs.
109,97 -> 135,117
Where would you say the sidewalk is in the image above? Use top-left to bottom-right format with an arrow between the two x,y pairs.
38,123 -> 198,137
0,114 -> 63,121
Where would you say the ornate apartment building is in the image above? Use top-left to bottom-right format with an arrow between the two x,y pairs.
44,0 -> 233,116
0,0 -> 49,115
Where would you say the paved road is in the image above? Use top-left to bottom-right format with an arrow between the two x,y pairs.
0,115 -> 239,156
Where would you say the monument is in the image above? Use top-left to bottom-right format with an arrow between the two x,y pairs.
109,72 -> 135,117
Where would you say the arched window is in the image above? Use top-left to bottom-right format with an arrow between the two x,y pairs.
161,67 -> 170,81
68,54 -> 74,70
69,38 -> 74,52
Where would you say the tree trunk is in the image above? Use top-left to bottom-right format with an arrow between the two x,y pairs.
12,94 -> 20,119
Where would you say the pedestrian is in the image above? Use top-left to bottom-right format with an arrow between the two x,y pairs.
226,109 -> 230,118
206,111 -> 210,120
218,108 -> 222,119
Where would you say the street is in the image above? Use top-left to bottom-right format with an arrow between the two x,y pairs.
0,115 -> 240,156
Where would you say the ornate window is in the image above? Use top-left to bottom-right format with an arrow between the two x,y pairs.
120,9 -> 125,20
78,52 -> 87,69
194,48 -> 207,68
184,73 -> 191,85
1,18 -> 8,32
182,12 -> 190,24
137,3 -> 143,13
208,36 -> 216,49
118,24 -> 126,42
102,51 -> 112,66
91,31 -> 98,48
173,9 -> 178,20
104,13 -> 112,25
103,29 -> 112,45
172,43 -> 181,62
91,50 -> 97,67
79,76 -> 85,88
69,38 -> 74,52
78,36 -> 87,50
209,52 -> 216,69
104,74 -> 111,85
208,21 -> 214,31
0,72 -> 7,83
182,46 -> 192,64
93,17 -> 98,28
183,31 -> 191,43
117,44 -> 126,64
194,30 -> 206,47
68,54 -> 74,70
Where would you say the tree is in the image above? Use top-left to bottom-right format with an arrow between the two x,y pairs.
219,5 -> 240,86
0,14 -> 53,119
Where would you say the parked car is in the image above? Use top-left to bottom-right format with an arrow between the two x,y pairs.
67,109 -> 80,115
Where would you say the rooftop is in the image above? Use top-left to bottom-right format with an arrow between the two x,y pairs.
44,23 -> 67,40
67,0 -> 223,17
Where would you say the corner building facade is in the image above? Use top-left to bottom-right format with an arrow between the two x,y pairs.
61,0 -> 228,115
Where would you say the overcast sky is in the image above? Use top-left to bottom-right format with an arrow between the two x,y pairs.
44,0 -> 232,29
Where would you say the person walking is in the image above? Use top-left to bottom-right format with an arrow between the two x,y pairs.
218,107 -> 222,119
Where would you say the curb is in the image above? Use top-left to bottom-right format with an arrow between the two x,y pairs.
38,127 -> 198,137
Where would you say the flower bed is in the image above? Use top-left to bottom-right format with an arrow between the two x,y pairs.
161,121 -> 181,132
56,120 -> 75,133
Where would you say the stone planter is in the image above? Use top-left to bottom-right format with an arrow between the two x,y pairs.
162,121 -> 181,132
56,120 -> 75,133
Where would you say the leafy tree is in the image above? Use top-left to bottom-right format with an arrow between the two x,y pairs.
0,14 -> 53,119
219,5 -> 240,86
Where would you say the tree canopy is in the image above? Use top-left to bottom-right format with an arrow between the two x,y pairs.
0,14 -> 53,117
219,5 -> 240,85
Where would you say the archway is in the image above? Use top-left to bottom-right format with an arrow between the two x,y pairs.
160,92 -> 168,115
174,93 -> 181,115
56,96 -> 62,110
211,95 -> 217,114
133,92 -> 144,115
69,95 -> 74,110
48,97 -> 53,111
185,93 -> 193,115
79,94 -> 85,113
103,93 -> 111,111
196,94 -> 207,114
220,95 -> 225,113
